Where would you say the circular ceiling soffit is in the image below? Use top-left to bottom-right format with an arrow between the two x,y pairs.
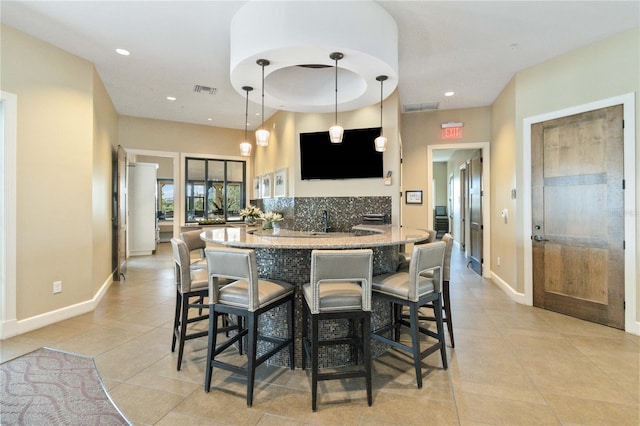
230,1 -> 398,113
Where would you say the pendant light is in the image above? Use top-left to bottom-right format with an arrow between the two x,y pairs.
328,52 -> 344,143
374,75 -> 388,152
239,86 -> 253,157
255,59 -> 270,147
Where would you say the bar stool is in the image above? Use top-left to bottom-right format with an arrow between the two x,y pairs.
301,249 -> 373,411
170,238 -> 209,371
371,241 -> 447,388
397,233 -> 455,347
204,247 -> 295,407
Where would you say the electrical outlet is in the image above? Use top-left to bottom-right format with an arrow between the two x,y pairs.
53,281 -> 62,294
497,257 -> 501,266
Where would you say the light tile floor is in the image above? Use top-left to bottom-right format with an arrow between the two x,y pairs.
2,243 -> 638,425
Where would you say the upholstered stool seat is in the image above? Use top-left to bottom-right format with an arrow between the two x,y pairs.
302,282 -> 364,311
301,249 -> 373,411
372,272 -> 435,300
371,241 -> 448,389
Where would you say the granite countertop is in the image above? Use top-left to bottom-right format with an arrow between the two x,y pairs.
200,224 -> 430,249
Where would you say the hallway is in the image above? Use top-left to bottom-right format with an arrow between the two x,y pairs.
1,243 -> 638,425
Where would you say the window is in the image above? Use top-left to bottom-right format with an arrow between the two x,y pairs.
157,179 -> 174,219
185,158 -> 247,223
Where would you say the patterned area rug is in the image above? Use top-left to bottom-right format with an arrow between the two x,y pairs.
1,347 -> 131,425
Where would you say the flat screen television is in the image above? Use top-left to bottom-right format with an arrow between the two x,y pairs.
300,127 -> 384,180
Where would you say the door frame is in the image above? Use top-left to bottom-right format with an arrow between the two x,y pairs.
0,91 -> 17,339
523,93 -> 637,334
125,149 -> 181,246
427,142 -> 491,278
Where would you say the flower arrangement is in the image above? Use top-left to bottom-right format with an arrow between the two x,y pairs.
240,204 -> 262,219
259,211 -> 283,222
259,211 -> 283,230
240,204 -> 262,226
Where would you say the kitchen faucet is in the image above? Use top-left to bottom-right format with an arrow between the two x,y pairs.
322,210 -> 330,233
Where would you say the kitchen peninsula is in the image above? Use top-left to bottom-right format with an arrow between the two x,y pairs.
200,224 -> 431,368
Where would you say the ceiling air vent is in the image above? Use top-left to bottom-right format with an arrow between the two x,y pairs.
402,102 -> 439,113
194,85 -> 217,95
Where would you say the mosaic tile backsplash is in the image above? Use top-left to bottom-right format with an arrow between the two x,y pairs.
255,196 -> 392,233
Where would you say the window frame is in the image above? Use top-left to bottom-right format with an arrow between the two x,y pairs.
184,157 -> 247,224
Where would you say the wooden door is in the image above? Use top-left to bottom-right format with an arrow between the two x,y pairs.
115,145 -> 127,280
468,153 -> 483,275
459,166 -> 466,250
531,105 -> 624,329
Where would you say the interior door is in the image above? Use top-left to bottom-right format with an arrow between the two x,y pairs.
531,105 -> 624,329
459,166 -> 466,250
468,153 -> 483,275
115,145 -> 127,280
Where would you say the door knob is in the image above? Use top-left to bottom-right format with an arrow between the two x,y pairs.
532,235 -> 549,242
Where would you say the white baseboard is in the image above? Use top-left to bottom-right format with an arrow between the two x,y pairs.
0,273 -> 114,338
490,271 -> 528,305
626,320 -> 640,336
129,250 -> 153,256
0,319 -> 17,339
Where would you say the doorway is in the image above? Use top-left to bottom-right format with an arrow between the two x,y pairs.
113,148 -> 179,279
523,93 -> 637,333
427,142 -> 491,278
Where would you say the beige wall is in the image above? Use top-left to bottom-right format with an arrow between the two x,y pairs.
136,155 -> 173,179
252,110 -> 297,197
400,107 -> 491,230
118,116 -> 244,156
1,25 -> 112,320
92,69 -> 119,293
433,162 -> 448,207
490,77 -> 518,289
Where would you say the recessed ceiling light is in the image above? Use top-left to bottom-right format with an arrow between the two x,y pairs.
166,96 -> 176,101
115,48 -> 130,56
445,91 -> 455,97
207,118 -> 212,121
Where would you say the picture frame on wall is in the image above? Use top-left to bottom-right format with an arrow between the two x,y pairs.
273,168 -> 287,197
253,176 -> 261,199
261,173 -> 272,198
405,190 -> 423,204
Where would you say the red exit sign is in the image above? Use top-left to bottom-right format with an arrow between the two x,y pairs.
441,126 -> 462,140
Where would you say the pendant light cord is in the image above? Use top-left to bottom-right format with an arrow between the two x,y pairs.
334,56 -> 338,125
242,86 -> 253,140
329,52 -> 343,127
261,64 -> 265,130
376,75 -> 388,137
379,78 -> 384,135
245,88 -> 249,140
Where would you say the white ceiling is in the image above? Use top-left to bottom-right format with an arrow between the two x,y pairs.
1,1 -> 638,131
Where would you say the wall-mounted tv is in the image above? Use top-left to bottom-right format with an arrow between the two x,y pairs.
300,127 -> 383,180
